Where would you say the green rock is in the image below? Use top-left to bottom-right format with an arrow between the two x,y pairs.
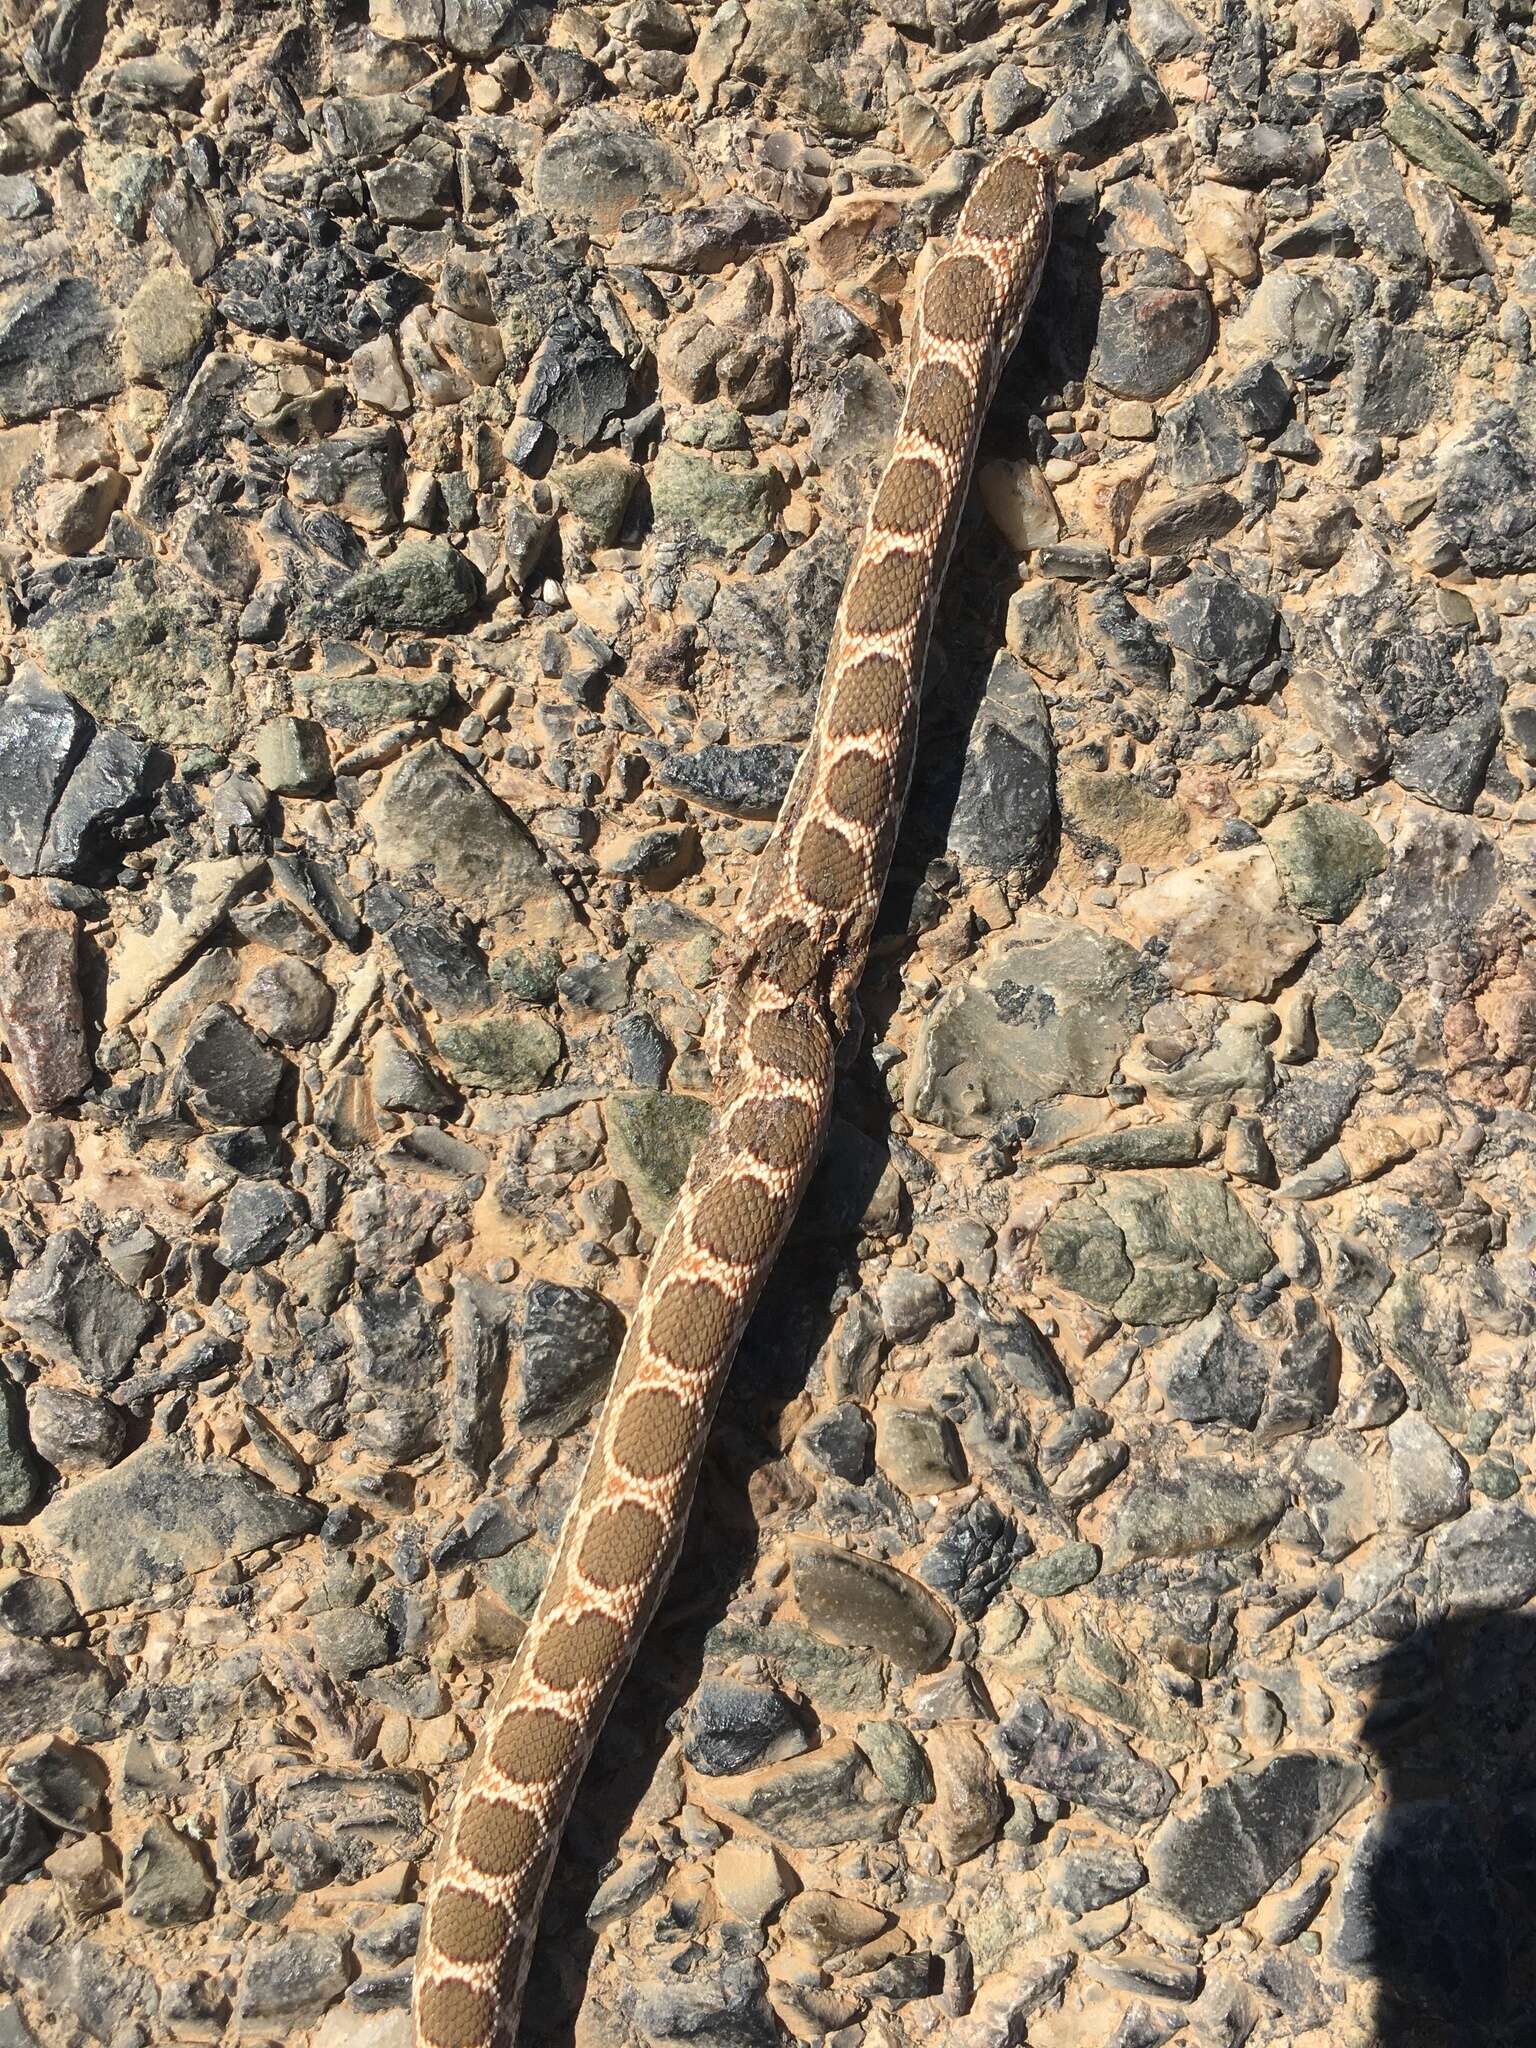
1100,1178 -> 1191,1264
1266,802 -> 1387,922
1047,1123 -> 1200,1169
857,1719 -> 934,1803
1379,1272 -> 1464,1424
252,715 -> 330,795
1315,962 -> 1401,1051
652,443 -> 775,556
0,1377 -> 39,1523
1116,1264 -> 1217,1326
553,454 -> 638,552
362,741 -> 572,929
433,1014 -> 562,1093
705,1619 -> 885,1713
121,269 -> 212,388
1162,1172 -> 1273,1282
492,943 -> 562,1004
304,538 -> 481,637
1385,90 -> 1510,209
673,403 -> 750,451
1014,1540 -> 1101,1597
1474,1458 -> 1520,1501
606,1089 -> 713,1232
1038,1200 -> 1133,1307
35,558 -> 236,748
1102,1460 -> 1288,1567
303,672 -> 452,737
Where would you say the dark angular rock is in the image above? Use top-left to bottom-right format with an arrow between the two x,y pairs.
949,651 -> 1057,888
38,726 -> 161,879
366,885 -> 492,1017
1091,264 -> 1214,401
916,1495 -> 1022,1621
4,1733 -> 107,1830
214,217 -> 419,359
0,1572 -> 80,1638
657,741 -> 799,817
1039,27 -> 1168,160
1157,391 -> 1246,487
1332,1802 -> 1503,2023
305,539 -> 482,638
22,0 -> 106,96
514,1279 -> 623,1437
1162,569 -> 1277,690
991,1693 -> 1175,1826
0,1789 -> 51,1887
684,1679 -> 809,1776
797,1401 -> 873,1483
0,276 -> 121,425
1346,321 -> 1439,435
1153,1310 -> 1266,1428
217,1182 -> 307,1272
5,1228 -> 154,1390
0,674 -> 89,879
180,1005 -> 288,1125
1149,1753 -> 1366,1932
522,320 -> 632,451
1436,405 -> 1536,576
1215,121 -> 1327,186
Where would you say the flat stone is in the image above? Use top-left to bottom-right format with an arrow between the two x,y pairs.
105,857 -> 262,1030
125,1818 -> 214,1927
1099,1459 -> 1288,1566
907,916 -> 1149,1136
1384,90 -> 1509,208
1038,1200 -> 1133,1308
513,1278 -> 622,1437
656,741 -> 798,818
1013,1541 -> 1101,1597
991,1693 -> 1175,1827
1331,1802 -> 1504,2023
1433,1505 -> 1536,1613
949,651 -> 1057,889
0,1638 -> 113,1743
180,1004 -> 288,1125
0,902 -> 91,1111
530,109 -> 694,233
1265,802 -> 1387,922
605,1089 -> 713,1234
1123,847 -> 1316,999
652,444 -> 775,556
305,539 -> 481,637
0,674 -> 88,878
235,1931 -> 350,2028
433,1014 -> 561,1093
0,275 -> 121,425
1148,1753 -> 1366,1932
5,1229 -> 154,1390
34,1439 -> 320,1612
363,742 -> 571,932
1090,267 -> 1213,401
699,1736 -> 905,1848
1387,1413 -> 1469,1533
1435,404 -> 1536,576
792,1539 -> 953,1671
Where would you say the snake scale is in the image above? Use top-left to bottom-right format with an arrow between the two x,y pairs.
413,141 -> 1059,2048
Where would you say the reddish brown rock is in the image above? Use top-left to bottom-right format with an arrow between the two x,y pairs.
0,900 -> 90,1111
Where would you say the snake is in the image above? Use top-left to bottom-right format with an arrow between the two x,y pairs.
413,140 -> 1060,2048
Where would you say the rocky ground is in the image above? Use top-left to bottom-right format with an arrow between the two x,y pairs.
1,0 -> 1536,2043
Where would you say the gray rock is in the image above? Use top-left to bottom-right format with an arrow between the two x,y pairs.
0,1573 -> 80,1639
1149,1753 -> 1366,1932
701,1737 -> 905,1848
217,1182 -> 308,1272
1328,136 -> 1425,277
3,1734 -> 107,1831
0,276 -> 121,424
240,956 -> 334,1046
514,1279 -> 622,1437
1387,1414 -> 1469,1533
949,651 -> 1057,888
215,216 -> 419,360
0,1638 -> 113,1743
629,1956 -> 780,2047
907,916 -> 1149,1137
1151,1311 -> 1266,1428
876,1407 -> 962,1494
125,1818 -> 213,1926
306,539 -> 480,638
0,1378 -> 39,1523
34,1438 -> 320,1612
1265,802 -> 1386,922
5,1229 -> 154,1390
1157,390 -> 1246,487
792,1539 -> 953,1670
180,1004 -> 288,1125
1216,121 -> 1327,187
1101,1460 -> 1288,1566
0,675 -> 88,878
1090,260 -> 1213,401
1265,1059 -> 1367,1174
1433,1505 -> 1536,1613
1436,405 -> 1536,576
23,1386 -> 125,1476
362,742 -> 572,929
235,1930 -> 350,2027
657,741 -> 798,817
1384,90 -> 1509,209
1346,321 -> 1439,436
684,1680 -> 809,1776
1162,568 -> 1276,692
530,109 -> 693,232
991,1693 -> 1175,1826
39,727 -> 160,880
0,1790 -> 50,1888
1039,27 -> 1166,159
1049,1844 -> 1148,1918
524,323 -> 633,451
917,1495 -> 1021,1622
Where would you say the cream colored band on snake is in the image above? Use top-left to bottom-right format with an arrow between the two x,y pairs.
413,140 -> 1059,2048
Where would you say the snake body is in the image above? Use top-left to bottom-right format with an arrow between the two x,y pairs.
414,142 -> 1058,2048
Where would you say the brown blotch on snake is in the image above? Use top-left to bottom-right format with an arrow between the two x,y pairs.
921,252 -> 998,346
747,1003 -> 831,1080
689,1176 -> 780,1266
844,546 -> 926,638
824,749 -> 888,831
432,1889 -> 511,1970
794,817 -> 865,914
489,1706 -> 581,1785
904,357 -> 973,455
577,1498 -> 666,1590
647,1275 -> 734,1376
824,653 -> 910,741
610,1387 -> 697,1482
871,455 -> 945,537
455,1796 -> 541,1879
418,1980 -> 499,2048
963,151 -> 1049,241
531,1609 -> 626,1693
727,1095 -> 819,1173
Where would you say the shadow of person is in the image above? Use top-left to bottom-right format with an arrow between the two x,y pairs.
1345,1610 -> 1536,2044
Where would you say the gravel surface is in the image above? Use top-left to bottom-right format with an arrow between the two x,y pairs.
2,2 -> 1536,2045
